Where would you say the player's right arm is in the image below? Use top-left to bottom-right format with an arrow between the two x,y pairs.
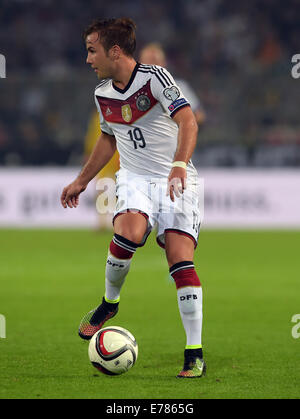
60,132 -> 116,208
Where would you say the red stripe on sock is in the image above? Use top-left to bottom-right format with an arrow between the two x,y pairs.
172,268 -> 201,289
109,240 -> 134,259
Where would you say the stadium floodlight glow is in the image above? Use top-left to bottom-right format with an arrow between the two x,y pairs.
0,314 -> 6,339
0,54 -> 6,78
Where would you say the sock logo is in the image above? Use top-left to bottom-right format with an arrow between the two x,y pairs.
180,294 -> 198,301
107,260 -> 125,269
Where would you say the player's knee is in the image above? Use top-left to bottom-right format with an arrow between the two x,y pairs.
165,244 -> 184,266
165,233 -> 195,267
114,228 -> 144,244
166,252 -> 192,268
114,212 -> 148,244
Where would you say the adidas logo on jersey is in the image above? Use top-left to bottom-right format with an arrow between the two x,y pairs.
106,107 -> 112,116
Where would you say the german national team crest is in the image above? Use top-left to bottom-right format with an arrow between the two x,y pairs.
121,104 -> 132,122
136,94 -> 151,112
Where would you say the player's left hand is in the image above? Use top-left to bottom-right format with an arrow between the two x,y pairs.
167,167 -> 187,202
60,179 -> 87,209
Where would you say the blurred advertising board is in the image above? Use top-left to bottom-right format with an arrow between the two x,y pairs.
200,169 -> 300,229
0,168 -> 299,229
0,168 -> 98,228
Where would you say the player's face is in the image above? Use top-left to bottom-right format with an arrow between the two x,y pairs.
86,32 -> 112,79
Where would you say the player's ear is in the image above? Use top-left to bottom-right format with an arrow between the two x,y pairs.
109,45 -> 121,61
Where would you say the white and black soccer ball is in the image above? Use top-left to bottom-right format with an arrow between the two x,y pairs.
88,326 -> 138,375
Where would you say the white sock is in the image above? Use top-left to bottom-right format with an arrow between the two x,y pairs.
104,252 -> 132,302
177,286 -> 203,347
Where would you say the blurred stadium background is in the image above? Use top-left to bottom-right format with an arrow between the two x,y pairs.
1,0 -> 300,400
0,0 -> 299,229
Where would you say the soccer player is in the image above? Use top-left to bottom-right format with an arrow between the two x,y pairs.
60,18 -> 205,378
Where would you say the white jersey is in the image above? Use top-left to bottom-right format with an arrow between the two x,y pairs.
94,63 -> 198,179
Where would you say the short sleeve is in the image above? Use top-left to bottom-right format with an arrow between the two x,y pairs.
175,79 -> 202,112
94,94 -> 114,136
150,66 -> 190,118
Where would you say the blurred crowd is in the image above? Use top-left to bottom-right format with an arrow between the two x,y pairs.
0,0 -> 300,166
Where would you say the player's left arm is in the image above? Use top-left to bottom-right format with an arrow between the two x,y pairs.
167,106 -> 198,202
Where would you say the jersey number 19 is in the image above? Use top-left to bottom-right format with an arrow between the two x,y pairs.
128,128 -> 146,149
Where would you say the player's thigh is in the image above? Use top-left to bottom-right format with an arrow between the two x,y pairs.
165,231 -> 195,267
114,211 -> 148,244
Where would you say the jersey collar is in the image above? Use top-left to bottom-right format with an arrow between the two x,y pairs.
112,62 -> 140,94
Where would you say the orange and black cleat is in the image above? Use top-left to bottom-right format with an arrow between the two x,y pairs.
78,297 -> 119,340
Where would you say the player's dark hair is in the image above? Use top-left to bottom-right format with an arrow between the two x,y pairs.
83,18 -> 137,57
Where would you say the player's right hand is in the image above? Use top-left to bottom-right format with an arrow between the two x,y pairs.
167,167 -> 187,202
60,179 -> 87,209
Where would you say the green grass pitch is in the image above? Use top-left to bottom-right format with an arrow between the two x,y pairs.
0,229 -> 299,399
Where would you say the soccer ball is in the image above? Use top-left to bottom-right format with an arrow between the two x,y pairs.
88,326 -> 138,375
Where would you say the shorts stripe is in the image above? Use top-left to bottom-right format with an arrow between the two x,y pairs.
113,209 -> 149,226
156,236 -> 165,249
